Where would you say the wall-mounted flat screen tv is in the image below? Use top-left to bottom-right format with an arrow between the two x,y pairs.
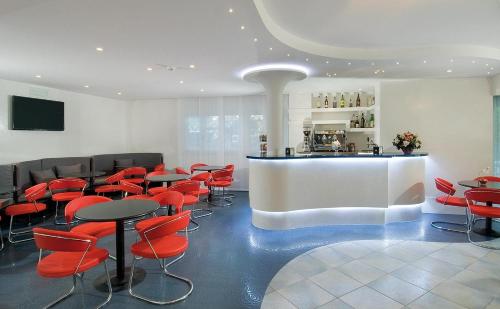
10,95 -> 65,131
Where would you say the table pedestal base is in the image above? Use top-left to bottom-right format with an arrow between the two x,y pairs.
93,267 -> 146,292
472,218 -> 500,237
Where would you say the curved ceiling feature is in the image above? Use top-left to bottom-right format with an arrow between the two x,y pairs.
254,0 -> 500,61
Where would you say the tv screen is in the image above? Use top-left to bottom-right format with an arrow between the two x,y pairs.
10,96 -> 64,131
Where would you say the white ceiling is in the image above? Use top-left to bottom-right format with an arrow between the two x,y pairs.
0,0 -> 499,100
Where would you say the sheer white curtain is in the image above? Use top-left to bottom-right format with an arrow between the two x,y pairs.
177,95 -> 266,190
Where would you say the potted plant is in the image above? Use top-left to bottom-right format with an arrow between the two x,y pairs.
392,131 -> 422,155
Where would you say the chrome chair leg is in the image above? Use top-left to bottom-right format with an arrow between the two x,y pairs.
431,221 -> 467,233
187,218 -> 199,232
163,252 -> 185,270
97,260 -> 113,309
128,255 -> 193,305
192,201 -> 213,219
8,216 -> 34,244
0,227 -> 4,251
43,275 -> 77,309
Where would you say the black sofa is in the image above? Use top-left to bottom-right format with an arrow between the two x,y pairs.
0,164 -> 14,208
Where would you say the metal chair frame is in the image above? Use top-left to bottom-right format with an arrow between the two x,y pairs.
465,189 -> 500,250
431,178 -> 467,233
49,179 -> 87,225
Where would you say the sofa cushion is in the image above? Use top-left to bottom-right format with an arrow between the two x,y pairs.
30,169 -> 57,184
56,163 -> 83,177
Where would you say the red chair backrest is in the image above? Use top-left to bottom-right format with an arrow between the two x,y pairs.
137,211 -> 191,241
191,171 -> 210,182
190,163 -> 207,174
150,191 -> 184,212
120,180 -> 143,195
25,183 -> 48,202
154,163 -> 165,172
168,180 -> 200,196
435,177 -> 453,188
212,169 -> 233,181
145,170 -> 168,185
123,167 -> 147,178
49,178 -> 87,191
175,167 -> 190,175
65,195 -> 112,224
33,227 -> 97,252
465,188 -> 500,206
225,164 -> 234,172
474,176 -> 500,182
105,171 -> 125,184
435,178 -> 456,196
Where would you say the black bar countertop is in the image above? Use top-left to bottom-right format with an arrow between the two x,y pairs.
247,152 -> 428,160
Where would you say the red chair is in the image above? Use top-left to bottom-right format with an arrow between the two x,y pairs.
128,211 -> 193,304
175,167 -> 190,175
189,172 -> 212,218
123,167 -> 147,185
475,176 -> 500,183
65,196 -> 116,239
145,170 -> 169,194
5,183 -> 48,243
465,188 -> 500,249
431,178 -> 468,233
95,171 -> 125,196
120,180 -> 145,198
150,191 -> 184,214
205,169 -> 234,207
154,163 -> 166,172
33,227 -> 112,308
49,178 -> 87,225
168,181 -> 201,231
190,163 -> 207,174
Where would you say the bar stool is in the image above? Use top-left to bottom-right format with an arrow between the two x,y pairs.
5,183 -> 48,243
49,178 -> 87,225
128,211 -> 193,305
431,178 -> 468,233
33,227 -> 112,308
465,188 -> 500,249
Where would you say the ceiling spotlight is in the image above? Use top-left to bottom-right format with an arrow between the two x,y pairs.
325,60 -> 329,64
189,64 -> 196,69
450,59 -> 454,63
83,85 -> 89,88
347,62 -> 352,66
333,73 -> 337,76
446,69 -> 453,73
486,63 -> 490,66
269,47 -> 273,51
488,71 -> 491,74
96,47 -> 104,52
381,70 -> 385,73
374,71 -> 378,75
286,53 -> 290,57
147,67 -> 153,71
179,80 -> 184,84
228,8 -> 233,13
491,67 -> 495,70
305,58 -> 309,62
240,25 -> 245,30
117,91 -> 122,95
35,74 -> 42,78
472,60 -> 476,64
358,88 -> 362,91
200,88 -> 205,92
253,38 -> 258,42
423,60 -> 427,64
396,61 -> 400,65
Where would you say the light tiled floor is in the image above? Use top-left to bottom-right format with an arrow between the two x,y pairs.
262,240 -> 500,309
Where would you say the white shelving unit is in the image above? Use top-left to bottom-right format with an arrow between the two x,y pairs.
309,105 -> 376,113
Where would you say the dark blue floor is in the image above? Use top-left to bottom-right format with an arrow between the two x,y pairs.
0,192 -> 488,308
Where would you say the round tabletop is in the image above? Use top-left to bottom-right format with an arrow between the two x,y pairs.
193,165 -> 225,172
58,171 -> 106,179
75,199 -> 159,222
145,174 -> 191,183
458,180 -> 500,190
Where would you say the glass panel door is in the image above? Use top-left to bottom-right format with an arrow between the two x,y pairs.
494,96 -> 500,176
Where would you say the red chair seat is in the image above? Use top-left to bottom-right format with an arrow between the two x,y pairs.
148,187 -> 168,195
183,194 -> 198,205
469,205 -> 500,218
71,222 -> 116,239
95,185 -> 122,193
131,235 -> 188,259
6,203 -> 47,216
37,247 -> 109,278
125,178 -> 145,184
197,188 -> 209,196
436,195 -> 467,207
206,180 -> 231,188
123,194 -> 151,200
52,192 -> 82,202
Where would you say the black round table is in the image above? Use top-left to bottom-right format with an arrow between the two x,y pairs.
145,173 -> 190,186
75,199 -> 159,289
192,165 -> 225,172
459,180 -> 500,236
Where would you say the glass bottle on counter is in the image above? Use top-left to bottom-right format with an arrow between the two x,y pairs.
355,115 -> 360,128
356,93 -> 361,107
360,113 -> 365,128
332,95 -> 337,108
339,94 -> 346,108
324,96 -> 329,108
316,94 -> 322,108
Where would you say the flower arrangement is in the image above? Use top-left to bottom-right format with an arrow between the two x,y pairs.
392,131 -> 422,155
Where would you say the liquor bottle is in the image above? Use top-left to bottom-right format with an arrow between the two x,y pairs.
339,94 -> 345,108
355,115 -> 360,128
332,96 -> 337,108
369,113 -> 375,128
324,96 -> 329,108
316,94 -> 322,108
349,97 -> 353,108
356,93 -> 361,107
350,114 -> 356,128
360,113 -> 365,128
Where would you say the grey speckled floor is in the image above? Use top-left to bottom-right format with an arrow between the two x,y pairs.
0,191 -> 494,308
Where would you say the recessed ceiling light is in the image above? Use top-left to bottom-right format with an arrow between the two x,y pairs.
253,38 -> 258,42
358,88 -> 362,91
396,61 -> 400,65
147,67 -> 153,71
381,70 -> 385,73
83,85 -> 89,88
189,64 -> 196,69
446,69 -> 453,73
325,60 -> 329,64
333,73 -> 337,76
269,47 -> 273,51
374,71 -> 378,74
240,25 -> 245,30
423,60 -> 427,64
228,8 -> 233,13
305,58 -> 309,62
491,67 -> 495,70
117,91 -> 122,95
179,80 -> 184,84
472,60 -> 476,64
35,74 -> 42,78
347,62 -> 352,66
488,71 -> 491,74
200,88 -> 205,92
450,59 -> 454,63
286,53 -> 290,57
486,63 -> 490,66
96,47 -> 103,52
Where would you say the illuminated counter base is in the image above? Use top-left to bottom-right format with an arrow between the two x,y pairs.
248,155 -> 426,230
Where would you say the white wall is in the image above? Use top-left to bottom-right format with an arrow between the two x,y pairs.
0,79 -> 130,164
128,99 -> 179,167
380,78 -> 493,213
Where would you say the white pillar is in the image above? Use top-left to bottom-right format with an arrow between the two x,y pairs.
243,69 -> 307,155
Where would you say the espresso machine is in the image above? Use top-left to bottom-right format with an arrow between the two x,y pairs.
313,128 -> 346,152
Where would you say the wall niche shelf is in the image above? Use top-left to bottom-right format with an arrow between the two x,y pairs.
309,106 -> 376,113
